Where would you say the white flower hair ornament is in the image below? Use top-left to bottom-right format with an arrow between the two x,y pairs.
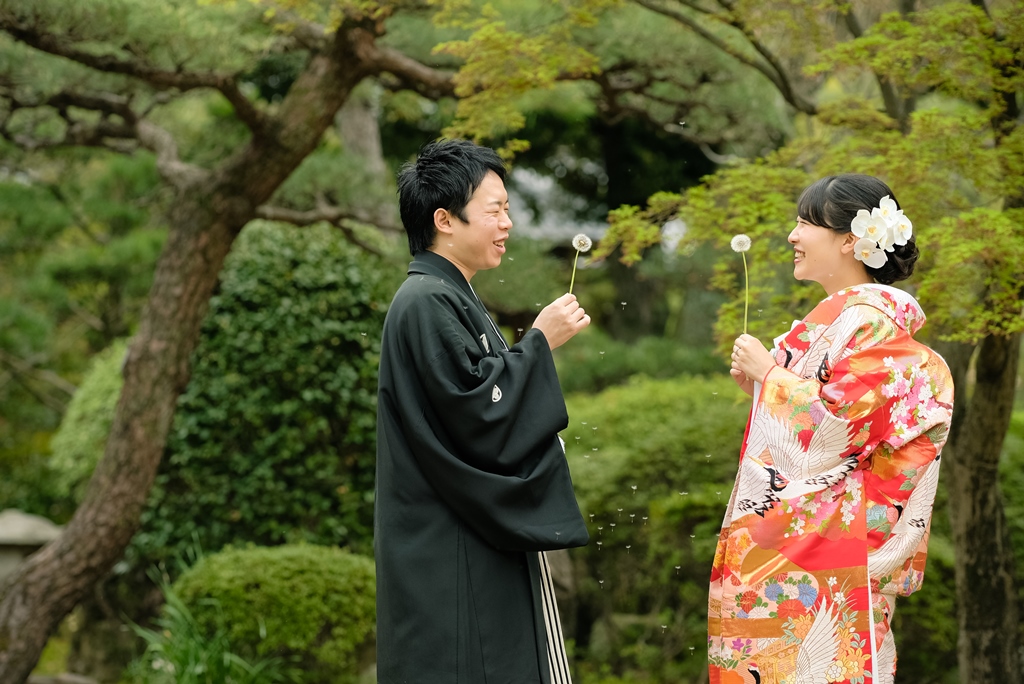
850,196 -> 913,269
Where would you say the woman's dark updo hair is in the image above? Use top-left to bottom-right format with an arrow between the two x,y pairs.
796,174 -> 919,285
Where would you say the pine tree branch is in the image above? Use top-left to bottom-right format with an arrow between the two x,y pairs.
0,87 -> 207,187
0,10 -> 268,135
631,0 -> 816,114
0,349 -> 74,413
135,121 -> 209,189
365,44 -> 456,99
255,203 -> 400,257
1,90 -> 136,152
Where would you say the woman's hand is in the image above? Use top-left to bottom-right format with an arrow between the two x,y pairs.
731,334 -> 776,387
730,368 -> 755,397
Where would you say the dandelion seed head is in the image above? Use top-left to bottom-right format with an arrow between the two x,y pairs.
730,234 -> 752,253
572,233 -> 593,252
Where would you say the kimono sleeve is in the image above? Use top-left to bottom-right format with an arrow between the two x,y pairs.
395,296 -> 587,552
746,305 -> 899,480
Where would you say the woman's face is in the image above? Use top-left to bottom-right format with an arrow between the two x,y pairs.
788,217 -> 848,286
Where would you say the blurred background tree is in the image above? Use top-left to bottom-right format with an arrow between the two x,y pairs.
1,0 -> 1022,683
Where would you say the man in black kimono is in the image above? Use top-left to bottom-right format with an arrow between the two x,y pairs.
375,139 -> 591,683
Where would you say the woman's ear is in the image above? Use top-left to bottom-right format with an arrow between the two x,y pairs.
839,232 -> 858,254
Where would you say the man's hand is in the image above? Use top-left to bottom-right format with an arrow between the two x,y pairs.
532,293 -> 590,350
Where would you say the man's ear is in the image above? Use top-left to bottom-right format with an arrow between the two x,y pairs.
433,208 -> 454,237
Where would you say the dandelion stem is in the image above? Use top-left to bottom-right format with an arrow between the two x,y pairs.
742,252 -> 749,334
569,250 -> 581,295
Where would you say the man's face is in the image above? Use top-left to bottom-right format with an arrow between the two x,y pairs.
434,171 -> 512,280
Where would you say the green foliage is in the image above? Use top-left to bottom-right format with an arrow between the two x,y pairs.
132,221 -> 397,565
596,158 -> 818,353
49,339 -> 128,503
815,4 -> 1019,107
554,328 -> 726,394
434,0 -> 601,155
126,579 -> 296,684
563,374 -> 749,681
917,208 -> 1024,341
594,1 -> 1024,346
172,545 -> 376,684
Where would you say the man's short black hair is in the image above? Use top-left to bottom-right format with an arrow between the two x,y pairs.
397,139 -> 507,255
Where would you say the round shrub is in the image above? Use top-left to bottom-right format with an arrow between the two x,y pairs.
173,544 -> 376,684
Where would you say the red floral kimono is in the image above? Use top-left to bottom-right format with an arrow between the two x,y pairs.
708,284 -> 954,684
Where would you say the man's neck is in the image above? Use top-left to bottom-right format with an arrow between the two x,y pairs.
427,246 -> 475,282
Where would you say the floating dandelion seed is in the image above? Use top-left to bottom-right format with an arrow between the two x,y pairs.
630,514 -> 636,522
730,233 -> 752,333
626,545 -> 632,553
589,514 -> 595,520
631,485 -> 638,494
642,516 -> 648,525
499,279 -> 504,284
569,233 -> 592,295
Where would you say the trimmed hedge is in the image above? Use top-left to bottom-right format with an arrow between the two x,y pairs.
134,220 -> 398,564
173,544 -> 376,684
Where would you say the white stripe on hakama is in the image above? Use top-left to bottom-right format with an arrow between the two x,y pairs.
539,551 -> 572,684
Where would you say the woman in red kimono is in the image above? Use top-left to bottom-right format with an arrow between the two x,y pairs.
710,174 -> 954,684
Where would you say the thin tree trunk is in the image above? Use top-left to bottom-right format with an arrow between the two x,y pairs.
0,25 -> 374,682
938,333 -> 1022,684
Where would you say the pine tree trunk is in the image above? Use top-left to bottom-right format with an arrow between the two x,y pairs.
938,333 -> 1022,684
0,28 -> 373,681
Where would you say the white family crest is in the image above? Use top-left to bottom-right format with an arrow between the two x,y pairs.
492,385 -> 502,403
